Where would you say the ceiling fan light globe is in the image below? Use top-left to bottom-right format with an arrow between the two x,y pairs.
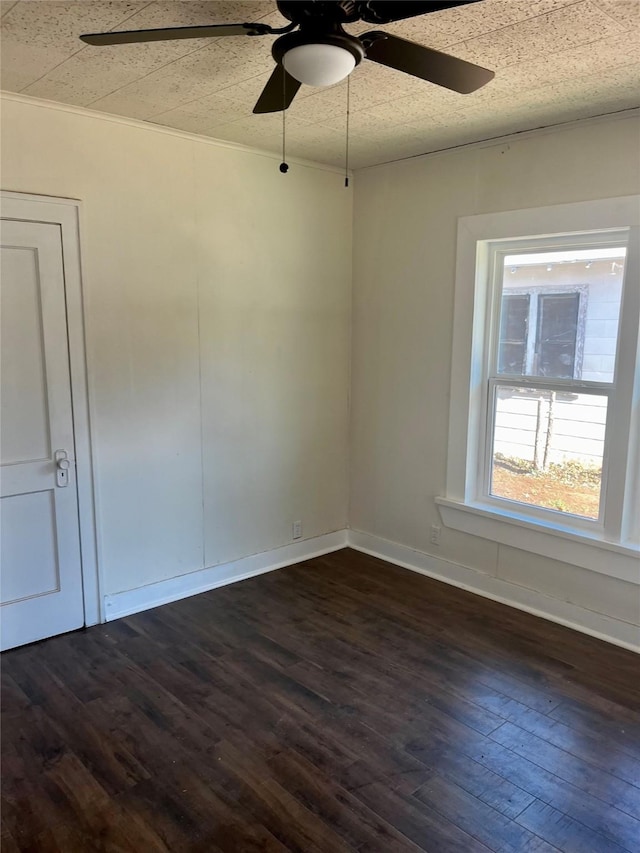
283,43 -> 356,86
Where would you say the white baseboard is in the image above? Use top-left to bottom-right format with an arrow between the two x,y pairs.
103,525 -> 639,653
104,529 -> 348,621
348,529 -> 640,653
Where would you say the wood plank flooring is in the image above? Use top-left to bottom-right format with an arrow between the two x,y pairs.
2,548 -> 639,852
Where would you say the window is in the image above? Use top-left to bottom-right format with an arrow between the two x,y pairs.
438,196 -> 639,584
489,242 -> 625,522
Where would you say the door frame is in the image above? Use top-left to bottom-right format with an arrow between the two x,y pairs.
1,191 -> 102,625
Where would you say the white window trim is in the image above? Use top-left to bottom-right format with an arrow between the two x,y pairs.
439,195 -> 640,586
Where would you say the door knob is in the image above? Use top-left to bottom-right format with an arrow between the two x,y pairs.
54,450 -> 71,487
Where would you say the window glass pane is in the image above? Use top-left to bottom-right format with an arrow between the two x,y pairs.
490,385 -> 607,520
536,293 -> 579,379
500,246 -> 625,382
498,294 -> 529,374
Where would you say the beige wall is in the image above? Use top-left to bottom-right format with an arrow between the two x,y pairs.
350,114 -> 640,634
1,96 -> 351,595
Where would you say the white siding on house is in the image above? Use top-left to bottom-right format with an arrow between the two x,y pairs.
581,278 -> 623,381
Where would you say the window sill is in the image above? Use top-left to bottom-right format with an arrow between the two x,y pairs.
435,497 -> 639,585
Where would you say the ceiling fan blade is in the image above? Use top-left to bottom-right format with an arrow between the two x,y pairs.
363,32 -> 494,93
80,22 -> 274,46
358,1 -> 482,25
253,65 -> 301,114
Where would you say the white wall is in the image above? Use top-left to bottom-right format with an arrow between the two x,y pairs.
1,95 -> 351,597
350,115 -> 640,640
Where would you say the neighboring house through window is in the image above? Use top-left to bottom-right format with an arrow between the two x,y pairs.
499,288 -> 584,379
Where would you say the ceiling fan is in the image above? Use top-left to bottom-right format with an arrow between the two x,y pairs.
80,1 -> 494,114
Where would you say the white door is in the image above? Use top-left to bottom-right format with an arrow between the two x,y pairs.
1,218 -> 85,650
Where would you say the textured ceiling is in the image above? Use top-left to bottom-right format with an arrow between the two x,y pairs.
1,0 -> 639,168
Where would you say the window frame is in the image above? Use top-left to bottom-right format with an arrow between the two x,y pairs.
437,196 -> 640,585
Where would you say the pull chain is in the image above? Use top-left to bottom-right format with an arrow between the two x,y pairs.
344,74 -> 350,188
280,69 -> 289,174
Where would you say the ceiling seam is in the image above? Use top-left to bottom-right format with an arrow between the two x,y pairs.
357,107 -> 640,171
423,0 -> 595,52
0,0 -> 19,19
590,0 -> 638,29
15,1 -> 156,93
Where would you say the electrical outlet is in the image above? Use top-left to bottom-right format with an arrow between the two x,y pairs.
429,524 -> 441,546
292,520 -> 303,540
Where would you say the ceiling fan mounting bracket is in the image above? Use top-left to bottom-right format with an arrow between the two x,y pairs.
243,22 -> 278,36
359,31 -> 388,49
249,21 -> 297,36
276,1 -> 361,26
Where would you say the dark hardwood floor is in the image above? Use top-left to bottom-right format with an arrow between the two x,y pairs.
2,548 -> 640,852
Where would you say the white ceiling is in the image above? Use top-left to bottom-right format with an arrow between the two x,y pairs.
1,0 -> 638,168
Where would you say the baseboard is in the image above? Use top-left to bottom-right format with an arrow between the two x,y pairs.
103,525 -> 639,652
104,529 -> 349,621
348,529 -> 640,653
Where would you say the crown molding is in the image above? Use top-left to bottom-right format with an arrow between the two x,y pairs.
0,90 -> 349,176
2,92 -> 637,180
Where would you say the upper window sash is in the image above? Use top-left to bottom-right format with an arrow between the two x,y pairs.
485,233 -> 629,389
